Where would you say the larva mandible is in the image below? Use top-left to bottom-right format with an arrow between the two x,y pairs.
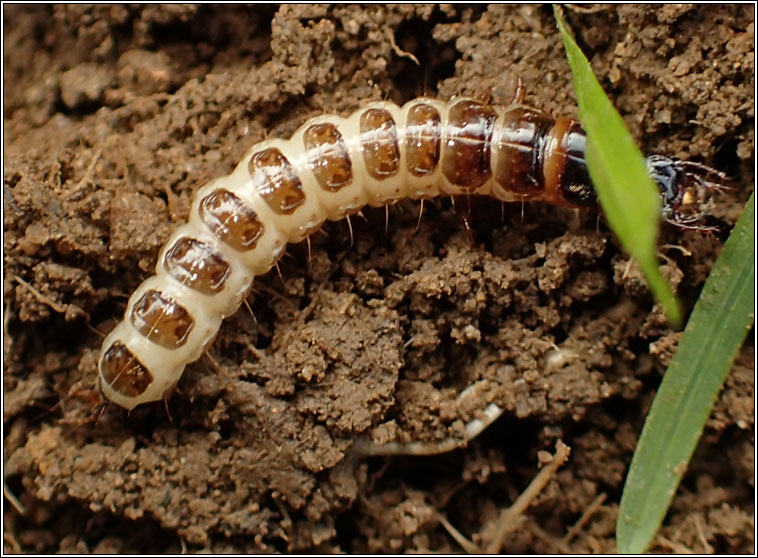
99,95 -> 721,410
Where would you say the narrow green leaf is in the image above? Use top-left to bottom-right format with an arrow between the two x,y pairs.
554,7 -> 753,552
617,193 -> 755,553
554,6 -> 681,327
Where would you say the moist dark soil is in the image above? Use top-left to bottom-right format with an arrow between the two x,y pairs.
3,4 -> 754,553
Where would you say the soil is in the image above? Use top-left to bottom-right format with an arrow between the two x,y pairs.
3,4 -> 754,553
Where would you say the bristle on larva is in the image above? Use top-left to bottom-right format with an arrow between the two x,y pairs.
98,96 -> 716,410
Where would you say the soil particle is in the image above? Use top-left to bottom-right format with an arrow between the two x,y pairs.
116,49 -> 176,97
60,62 -> 115,110
3,4 -> 753,553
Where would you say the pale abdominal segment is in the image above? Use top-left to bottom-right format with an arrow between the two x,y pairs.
98,96 -> 714,410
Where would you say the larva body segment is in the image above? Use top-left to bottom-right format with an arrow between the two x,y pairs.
98,96 -> 717,410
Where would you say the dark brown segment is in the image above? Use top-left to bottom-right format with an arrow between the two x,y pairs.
303,123 -> 353,191
405,103 -> 441,176
359,109 -> 400,179
556,120 -> 596,207
164,237 -> 231,295
130,289 -> 194,349
199,189 -> 264,251
100,341 -> 153,397
249,148 -> 305,215
442,100 -> 497,190
494,106 -> 554,196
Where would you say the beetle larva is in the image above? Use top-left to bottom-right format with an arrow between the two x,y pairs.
98,96 -> 722,410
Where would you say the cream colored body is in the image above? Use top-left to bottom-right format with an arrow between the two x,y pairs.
99,97 -> 540,409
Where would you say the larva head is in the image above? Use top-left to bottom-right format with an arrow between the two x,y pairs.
645,155 -> 727,229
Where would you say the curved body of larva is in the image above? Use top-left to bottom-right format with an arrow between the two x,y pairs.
98,96 -> 711,410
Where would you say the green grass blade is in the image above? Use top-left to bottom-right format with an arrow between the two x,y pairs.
554,6 -> 681,327
616,193 -> 755,553
554,7 -> 754,552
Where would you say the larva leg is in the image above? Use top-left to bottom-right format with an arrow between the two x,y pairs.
512,76 -> 525,104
